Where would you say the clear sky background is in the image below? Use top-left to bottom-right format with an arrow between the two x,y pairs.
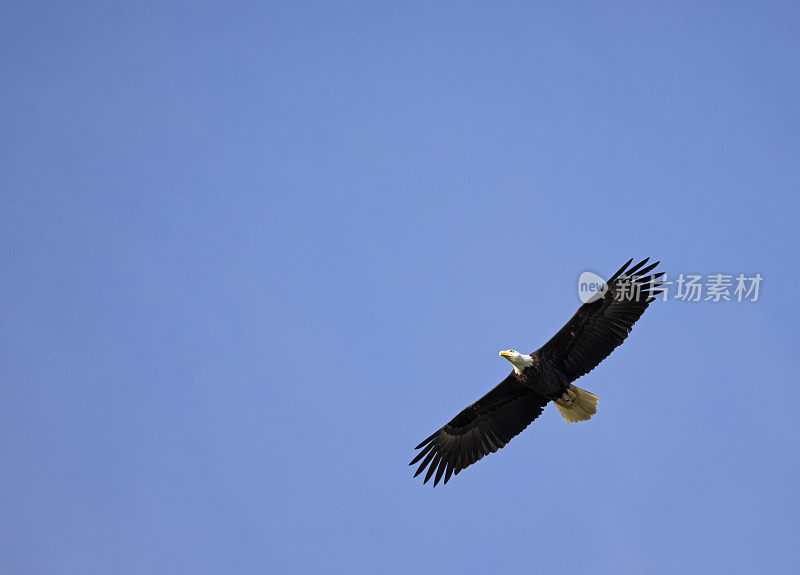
2,2 -> 799,574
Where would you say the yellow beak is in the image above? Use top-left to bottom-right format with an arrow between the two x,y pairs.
499,350 -> 513,358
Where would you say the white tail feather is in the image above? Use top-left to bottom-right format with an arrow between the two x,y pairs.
555,385 -> 598,423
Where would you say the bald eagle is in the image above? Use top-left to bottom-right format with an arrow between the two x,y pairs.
410,258 -> 663,486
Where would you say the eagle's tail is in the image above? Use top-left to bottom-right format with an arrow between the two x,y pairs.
554,385 -> 598,424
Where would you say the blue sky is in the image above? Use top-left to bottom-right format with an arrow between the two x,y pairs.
2,2 -> 799,573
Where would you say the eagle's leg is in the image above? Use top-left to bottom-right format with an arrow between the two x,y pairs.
559,388 -> 577,406
554,385 -> 598,423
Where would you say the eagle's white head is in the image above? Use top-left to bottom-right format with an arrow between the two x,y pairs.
499,349 -> 535,374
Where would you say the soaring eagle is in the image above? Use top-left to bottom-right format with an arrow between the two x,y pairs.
410,258 -> 663,486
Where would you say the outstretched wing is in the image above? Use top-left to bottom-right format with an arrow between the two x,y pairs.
537,257 -> 663,383
410,375 -> 549,486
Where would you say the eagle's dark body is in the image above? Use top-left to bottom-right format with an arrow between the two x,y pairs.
514,353 -> 569,400
411,258 -> 663,486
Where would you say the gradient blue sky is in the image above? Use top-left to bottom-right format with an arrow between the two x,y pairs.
2,2 -> 800,574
